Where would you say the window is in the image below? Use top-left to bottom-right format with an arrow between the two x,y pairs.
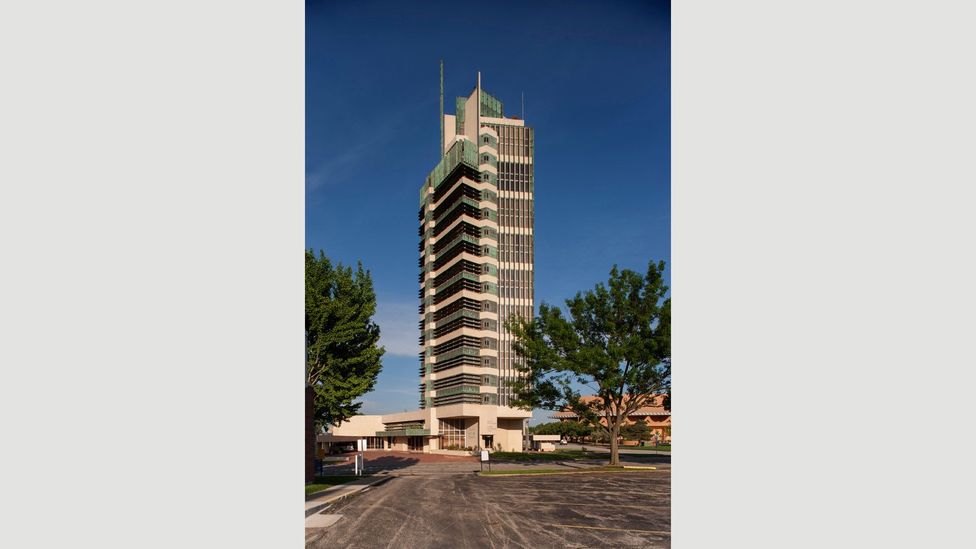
439,418 -> 467,449
483,264 -> 490,273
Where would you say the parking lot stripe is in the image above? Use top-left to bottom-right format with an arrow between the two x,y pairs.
546,523 -> 670,535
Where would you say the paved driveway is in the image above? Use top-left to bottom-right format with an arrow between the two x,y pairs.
306,470 -> 670,548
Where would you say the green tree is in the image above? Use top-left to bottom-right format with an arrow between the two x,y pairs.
620,420 -> 652,443
529,421 -> 592,442
507,261 -> 671,466
305,249 -> 384,429
561,421 -> 592,442
532,422 -> 556,435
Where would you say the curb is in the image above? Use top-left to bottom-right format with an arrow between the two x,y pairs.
305,476 -> 392,517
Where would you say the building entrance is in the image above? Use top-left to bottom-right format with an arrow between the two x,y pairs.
407,436 -> 424,451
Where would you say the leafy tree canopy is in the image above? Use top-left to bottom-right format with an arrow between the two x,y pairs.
306,249 -> 384,429
529,421 -> 593,440
507,261 -> 670,465
620,420 -> 653,441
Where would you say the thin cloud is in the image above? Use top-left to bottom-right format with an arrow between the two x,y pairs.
374,300 -> 418,357
306,96 -> 434,195
305,140 -> 375,194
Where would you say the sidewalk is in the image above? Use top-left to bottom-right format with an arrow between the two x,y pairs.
305,476 -> 389,517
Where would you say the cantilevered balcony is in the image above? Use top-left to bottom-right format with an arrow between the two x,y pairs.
432,185 -> 482,218
433,334 -> 485,356
434,297 -> 488,320
432,203 -> 485,237
433,259 -> 489,287
433,277 -> 483,305
433,240 -> 482,270
432,162 -> 484,203
433,223 -> 483,254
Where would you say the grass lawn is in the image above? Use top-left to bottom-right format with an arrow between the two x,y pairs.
582,443 -> 672,452
305,475 -> 362,497
491,450 -> 595,462
481,466 -> 656,476
624,445 -> 671,452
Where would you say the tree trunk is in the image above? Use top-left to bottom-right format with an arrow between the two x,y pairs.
609,421 -> 621,466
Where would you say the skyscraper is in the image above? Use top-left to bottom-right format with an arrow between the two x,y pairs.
328,70 -> 533,452
419,70 -> 534,408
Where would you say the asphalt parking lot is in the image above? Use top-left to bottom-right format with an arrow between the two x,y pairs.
306,469 -> 671,548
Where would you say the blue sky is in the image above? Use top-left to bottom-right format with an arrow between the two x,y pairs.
306,0 -> 670,425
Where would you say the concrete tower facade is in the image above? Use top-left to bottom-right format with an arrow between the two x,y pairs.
419,72 -> 534,413
327,72 -> 532,453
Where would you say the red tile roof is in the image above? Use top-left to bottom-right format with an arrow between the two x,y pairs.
548,394 -> 671,419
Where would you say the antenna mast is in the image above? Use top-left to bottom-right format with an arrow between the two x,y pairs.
521,92 -> 524,119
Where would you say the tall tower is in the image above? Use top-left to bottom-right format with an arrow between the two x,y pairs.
418,72 -> 535,411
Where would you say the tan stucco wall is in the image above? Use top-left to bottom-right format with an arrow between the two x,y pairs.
331,415 -> 384,437
381,409 -> 426,424
442,115 -> 456,154
496,418 -> 525,451
464,418 -> 479,448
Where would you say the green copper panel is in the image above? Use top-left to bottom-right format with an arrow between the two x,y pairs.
455,97 -> 465,134
426,139 -> 479,191
480,90 -> 504,118
436,385 -> 481,397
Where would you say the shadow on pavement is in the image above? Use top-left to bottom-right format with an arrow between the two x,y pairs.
320,454 -> 422,475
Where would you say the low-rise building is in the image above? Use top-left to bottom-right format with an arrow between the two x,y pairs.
550,394 -> 671,444
324,404 -> 530,454
528,434 -> 560,452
